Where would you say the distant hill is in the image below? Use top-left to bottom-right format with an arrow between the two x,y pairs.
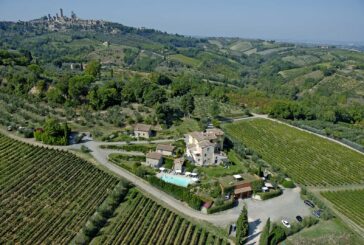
0,14 -> 363,119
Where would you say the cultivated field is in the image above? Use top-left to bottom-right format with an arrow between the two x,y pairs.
93,190 -> 229,245
321,189 -> 364,229
222,119 -> 364,186
0,134 -> 119,244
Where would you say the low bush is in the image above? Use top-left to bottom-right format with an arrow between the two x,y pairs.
258,189 -> 282,200
72,181 -> 130,244
207,199 -> 235,214
281,179 -> 295,188
148,175 -> 203,210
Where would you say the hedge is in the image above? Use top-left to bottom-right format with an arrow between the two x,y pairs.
207,200 -> 235,214
148,176 -> 202,210
258,189 -> 282,200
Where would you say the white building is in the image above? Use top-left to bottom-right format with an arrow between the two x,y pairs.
185,128 -> 227,166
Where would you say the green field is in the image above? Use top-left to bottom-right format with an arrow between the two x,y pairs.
286,219 -> 362,245
321,189 -> 364,229
0,134 -> 119,244
222,119 -> 364,186
92,190 -> 229,245
168,54 -> 201,67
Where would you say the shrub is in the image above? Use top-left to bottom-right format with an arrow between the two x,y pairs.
80,145 -> 91,153
258,189 -> 282,200
268,225 -> 286,245
207,199 -> 235,214
281,179 -> 295,188
148,175 -> 202,210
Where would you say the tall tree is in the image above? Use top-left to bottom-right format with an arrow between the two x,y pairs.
85,60 -> 101,78
181,93 -> 195,117
236,205 -> 249,245
209,100 -> 220,118
259,218 -> 270,245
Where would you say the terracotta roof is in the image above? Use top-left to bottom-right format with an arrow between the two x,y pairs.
234,186 -> 252,195
206,128 -> 224,136
156,144 -> 175,152
199,140 -> 215,148
134,123 -> 152,132
146,152 -> 163,160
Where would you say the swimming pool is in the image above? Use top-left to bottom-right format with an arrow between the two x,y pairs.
160,174 -> 193,187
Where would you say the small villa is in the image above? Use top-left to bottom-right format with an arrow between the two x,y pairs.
145,152 -> 163,168
156,144 -> 175,156
134,123 -> 152,139
185,128 -> 227,166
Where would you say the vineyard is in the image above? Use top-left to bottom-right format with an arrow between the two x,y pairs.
222,119 -> 364,186
94,190 -> 229,245
321,189 -> 364,229
0,133 -> 119,244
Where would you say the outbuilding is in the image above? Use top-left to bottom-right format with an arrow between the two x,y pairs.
156,144 -> 175,156
134,124 -> 152,139
146,152 -> 163,168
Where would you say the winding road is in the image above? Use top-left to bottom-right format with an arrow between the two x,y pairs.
5,113 -> 351,244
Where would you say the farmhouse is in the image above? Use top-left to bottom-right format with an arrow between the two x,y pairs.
156,144 -> 175,156
134,123 -> 152,139
185,128 -> 227,166
146,152 -> 163,168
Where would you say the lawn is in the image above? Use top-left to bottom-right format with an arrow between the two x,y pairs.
286,219 -> 363,245
321,189 -> 364,229
222,119 -> 364,186
198,150 -> 249,178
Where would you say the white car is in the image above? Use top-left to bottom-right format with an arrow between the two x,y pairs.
281,219 -> 291,228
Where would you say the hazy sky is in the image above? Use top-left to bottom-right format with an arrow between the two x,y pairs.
1,0 -> 363,43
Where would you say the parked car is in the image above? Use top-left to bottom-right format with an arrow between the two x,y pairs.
304,200 -> 315,208
281,219 -> 291,228
313,210 -> 322,218
296,215 -> 303,222
224,193 -> 230,200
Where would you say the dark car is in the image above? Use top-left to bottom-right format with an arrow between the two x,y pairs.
296,215 -> 303,222
304,200 -> 315,208
313,210 -> 322,218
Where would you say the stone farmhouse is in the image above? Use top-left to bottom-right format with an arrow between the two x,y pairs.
185,128 -> 227,166
146,152 -> 163,168
156,144 -> 175,156
134,124 -> 152,139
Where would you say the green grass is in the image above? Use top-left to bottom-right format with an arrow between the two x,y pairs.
159,118 -> 202,138
100,144 -> 156,153
286,219 -> 363,245
229,41 -> 253,52
321,189 -> 364,229
222,119 -> 364,186
168,54 -> 201,67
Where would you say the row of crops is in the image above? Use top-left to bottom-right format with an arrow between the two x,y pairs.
94,191 -> 229,245
0,133 -> 119,244
222,119 -> 364,186
321,189 -> 364,229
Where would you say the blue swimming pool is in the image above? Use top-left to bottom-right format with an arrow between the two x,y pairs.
160,174 -> 192,187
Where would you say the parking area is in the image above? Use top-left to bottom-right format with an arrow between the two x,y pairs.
225,187 -> 311,244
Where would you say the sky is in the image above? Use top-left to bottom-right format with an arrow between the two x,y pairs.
0,0 -> 363,44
